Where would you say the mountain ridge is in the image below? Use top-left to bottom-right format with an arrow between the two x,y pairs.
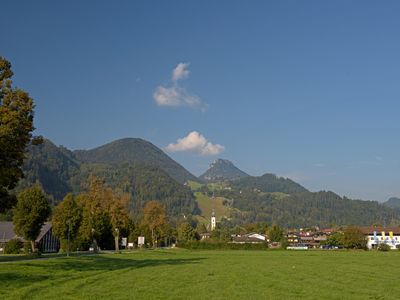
384,197 -> 400,209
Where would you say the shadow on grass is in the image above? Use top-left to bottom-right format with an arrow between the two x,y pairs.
0,272 -> 50,287
18,255 -> 207,273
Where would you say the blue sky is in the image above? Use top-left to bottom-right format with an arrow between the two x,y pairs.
2,1 -> 400,201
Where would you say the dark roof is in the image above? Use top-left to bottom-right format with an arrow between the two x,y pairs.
300,236 -> 314,241
0,222 -> 53,243
0,222 -> 20,243
359,227 -> 400,235
36,223 -> 52,242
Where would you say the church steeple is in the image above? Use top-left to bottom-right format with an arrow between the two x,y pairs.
211,209 -> 216,231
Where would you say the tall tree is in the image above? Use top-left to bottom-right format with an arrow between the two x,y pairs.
342,226 -> 367,249
108,192 -> 130,252
268,224 -> 284,242
177,221 -> 197,243
143,200 -> 167,248
77,176 -> 131,251
13,186 -> 51,253
77,176 -> 112,251
52,193 -> 83,253
0,57 -> 41,212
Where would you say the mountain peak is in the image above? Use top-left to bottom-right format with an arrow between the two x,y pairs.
384,197 -> 400,209
200,158 -> 249,182
73,137 -> 199,184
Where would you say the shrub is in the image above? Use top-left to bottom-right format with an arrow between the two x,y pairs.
179,241 -> 268,250
4,239 -> 24,254
378,243 -> 391,251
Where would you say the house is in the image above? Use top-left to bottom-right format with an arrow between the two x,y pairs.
200,232 -> 211,240
232,233 -> 266,244
360,226 -> 400,250
0,222 -> 60,253
286,230 -> 327,248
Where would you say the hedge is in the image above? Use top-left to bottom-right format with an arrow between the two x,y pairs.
178,241 -> 268,250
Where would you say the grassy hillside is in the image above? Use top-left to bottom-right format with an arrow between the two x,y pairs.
194,192 -> 231,221
2,250 -> 400,299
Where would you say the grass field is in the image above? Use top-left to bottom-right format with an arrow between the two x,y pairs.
1,249 -> 400,299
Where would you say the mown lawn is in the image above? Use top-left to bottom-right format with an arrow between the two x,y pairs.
1,249 -> 399,299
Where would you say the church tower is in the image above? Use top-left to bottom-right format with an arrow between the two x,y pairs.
211,209 -> 216,231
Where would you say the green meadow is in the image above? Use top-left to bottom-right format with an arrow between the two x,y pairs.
1,249 -> 399,299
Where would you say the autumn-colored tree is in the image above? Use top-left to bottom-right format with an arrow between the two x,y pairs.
0,57 -> 42,212
143,200 -> 167,247
77,177 -> 113,251
52,193 -> 83,253
108,192 -> 130,252
13,186 -> 51,253
77,176 -> 131,251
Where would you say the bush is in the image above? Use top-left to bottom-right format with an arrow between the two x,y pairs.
179,241 -> 268,250
378,243 -> 391,251
23,242 -> 32,254
4,239 -> 24,254
342,226 -> 367,249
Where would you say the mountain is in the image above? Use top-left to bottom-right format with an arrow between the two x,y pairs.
17,138 -> 199,215
74,138 -> 198,184
18,139 -> 80,202
213,186 -> 400,228
384,197 -> 400,209
17,139 -> 400,227
200,159 -> 249,182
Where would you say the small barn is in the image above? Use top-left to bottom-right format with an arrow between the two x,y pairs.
0,222 -> 60,253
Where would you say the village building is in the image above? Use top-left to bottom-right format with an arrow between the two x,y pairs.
232,233 -> 266,244
360,227 -> 400,250
286,230 -> 327,248
0,222 -> 60,253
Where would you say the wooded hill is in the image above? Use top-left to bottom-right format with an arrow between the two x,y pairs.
16,138 -> 400,227
17,139 -> 198,216
198,161 -> 400,227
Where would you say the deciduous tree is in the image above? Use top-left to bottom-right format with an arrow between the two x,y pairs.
0,57 -> 42,212
177,221 -> 197,243
13,186 -> 51,253
324,232 -> 344,247
52,193 -> 83,252
268,224 -> 284,242
143,200 -> 167,247
342,226 -> 367,249
77,176 -> 131,251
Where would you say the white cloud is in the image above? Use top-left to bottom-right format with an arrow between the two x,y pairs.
172,63 -> 190,82
166,131 -> 225,156
153,86 -> 207,110
153,63 -> 207,110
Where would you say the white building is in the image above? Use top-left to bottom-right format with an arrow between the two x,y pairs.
211,210 -> 216,231
361,227 -> 400,250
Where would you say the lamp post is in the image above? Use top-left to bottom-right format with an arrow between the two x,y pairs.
91,228 -> 97,253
